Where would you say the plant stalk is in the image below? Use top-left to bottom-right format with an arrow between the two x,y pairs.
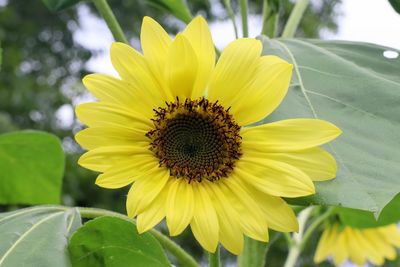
239,0 -> 249,37
283,207 -> 313,267
283,207 -> 334,267
92,0 -> 128,43
208,246 -> 220,267
238,237 -> 268,267
261,0 -> 270,35
77,207 -> 199,267
281,0 -> 310,38
223,0 -> 239,39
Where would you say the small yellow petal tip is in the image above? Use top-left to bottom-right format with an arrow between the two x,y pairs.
136,222 -> 148,234
81,74 -> 95,88
142,16 -> 162,29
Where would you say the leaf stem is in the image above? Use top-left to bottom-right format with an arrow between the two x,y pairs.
238,237 -> 268,267
283,207 -> 313,267
223,0 -> 239,39
77,207 -> 199,267
281,0 -> 310,38
208,246 -> 220,267
300,207 -> 335,249
92,0 -> 128,43
261,0 -> 279,38
261,0 -> 270,35
239,0 -> 249,37
283,207 -> 334,267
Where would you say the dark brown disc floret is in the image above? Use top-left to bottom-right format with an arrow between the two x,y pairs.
146,97 -> 242,182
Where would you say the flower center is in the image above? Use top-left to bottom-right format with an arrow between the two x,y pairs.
146,97 -> 242,182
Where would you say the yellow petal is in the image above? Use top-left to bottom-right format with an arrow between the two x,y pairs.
126,168 -> 170,217
250,189 -> 298,232
165,34 -> 198,99
82,74 -> 133,106
364,229 -> 396,260
182,16 -> 215,98
110,42 -> 170,106
140,16 -> 172,95
95,155 -> 158,189
379,224 -> 400,246
236,155 -> 315,197
75,102 -> 151,130
166,178 -> 194,236
352,228 -> 384,266
333,229 -> 348,265
345,228 -> 366,266
246,147 -> 337,181
78,145 -> 151,172
241,119 -> 342,152
82,73 -> 163,119
314,225 -> 335,263
221,177 -> 269,242
190,182 -> 219,253
75,126 -> 148,150
208,38 -> 262,109
204,182 -> 244,255
137,181 -> 170,233
110,42 -> 148,82
229,56 -> 293,126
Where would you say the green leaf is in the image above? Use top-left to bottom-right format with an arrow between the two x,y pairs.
68,216 -> 170,267
146,0 -> 193,23
41,0 -> 82,12
337,193 -> 400,229
0,206 -> 81,267
389,0 -> 400,14
260,37 -> 400,214
0,131 -> 65,204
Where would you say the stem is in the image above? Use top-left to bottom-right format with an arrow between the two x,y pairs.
284,245 -> 300,267
239,0 -> 249,37
261,0 -> 270,35
77,207 -> 199,267
208,246 -> 220,267
150,230 -> 199,267
283,207 -> 314,267
92,0 -> 128,43
283,207 -> 334,267
238,237 -> 268,267
281,0 -> 310,38
223,0 -> 239,39
300,207 -> 335,249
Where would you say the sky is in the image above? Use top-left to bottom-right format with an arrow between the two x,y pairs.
75,0 -> 400,75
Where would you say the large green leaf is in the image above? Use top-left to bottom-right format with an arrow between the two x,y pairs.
337,193 -> 400,229
146,0 -> 192,23
0,206 -> 81,267
68,216 -> 170,267
389,0 -> 400,15
41,0 -> 82,12
260,37 -> 400,214
0,131 -> 65,204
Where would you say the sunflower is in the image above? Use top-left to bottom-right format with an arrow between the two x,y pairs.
314,223 -> 400,266
75,16 -> 341,254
